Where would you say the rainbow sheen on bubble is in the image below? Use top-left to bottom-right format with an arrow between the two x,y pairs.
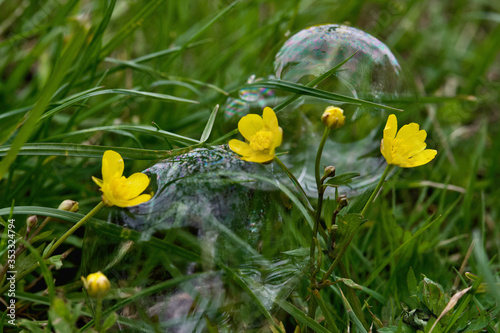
274,24 -> 407,104
273,24 -> 417,196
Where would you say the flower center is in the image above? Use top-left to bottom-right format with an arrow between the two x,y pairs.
110,176 -> 131,199
250,130 -> 274,151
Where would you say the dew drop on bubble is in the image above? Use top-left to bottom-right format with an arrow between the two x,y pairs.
273,24 -> 417,196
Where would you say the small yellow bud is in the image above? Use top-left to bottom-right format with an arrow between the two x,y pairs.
58,200 -> 79,212
82,272 -> 110,298
321,106 -> 345,130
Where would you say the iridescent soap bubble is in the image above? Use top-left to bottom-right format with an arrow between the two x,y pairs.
275,24 -> 410,106
83,147 -> 308,332
273,24 -> 417,196
223,75 -> 276,122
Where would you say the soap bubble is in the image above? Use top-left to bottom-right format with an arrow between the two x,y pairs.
273,24 -> 417,196
223,75 -> 276,122
275,24 -> 410,106
83,146 -> 309,332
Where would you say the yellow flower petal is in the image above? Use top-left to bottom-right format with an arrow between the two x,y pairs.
102,150 -> 124,181
94,150 -> 153,207
262,107 -> 283,147
242,153 -> 275,163
112,193 -> 152,207
230,107 -> 282,164
380,114 -> 437,168
273,127 -> 283,147
381,114 -> 397,163
92,176 -> 103,188
121,173 -> 151,200
228,139 -> 254,156
262,107 -> 278,130
238,114 -> 264,141
399,149 -> 437,168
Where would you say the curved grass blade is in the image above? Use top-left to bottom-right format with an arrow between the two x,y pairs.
274,51 -> 358,113
275,299 -> 332,333
44,125 -> 200,146
200,105 -> 219,143
38,88 -> 198,121
0,143 -> 194,160
244,79 -> 403,112
0,207 -> 200,262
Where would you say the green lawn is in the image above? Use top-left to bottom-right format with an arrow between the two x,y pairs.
0,0 -> 499,332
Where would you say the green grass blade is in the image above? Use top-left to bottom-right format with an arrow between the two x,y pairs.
245,79 -> 403,112
0,22 -> 87,181
275,299 -> 332,333
99,0 -> 165,59
39,88 -> 198,121
45,125 -> 200,146
0,143 -> 194,160
200,105 -> 219,143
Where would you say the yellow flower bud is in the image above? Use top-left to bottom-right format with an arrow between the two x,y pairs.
58,200 -> 79,212
321,106 -> 345,130
82,272 -> 110,298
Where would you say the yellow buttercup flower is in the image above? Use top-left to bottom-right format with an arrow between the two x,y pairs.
92,150 -> 152,207
81,271 -> 110,298
229,107 -> 283,163
381,114 -> 437,168
321,106 -> 345,129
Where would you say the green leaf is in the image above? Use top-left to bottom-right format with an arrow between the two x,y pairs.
324,172 -> 360,187
99,0 -> 165,59
420,276 -> 448,317
0,206 -> 200,262
282,247 -> 310,257
0,143 -> 193,160
244,79 -> 403,112
338,278 -> 363,290
407,267 -> 419,297
200,105 -> 219,143
40,88 -> 199,121
45,124 -> 200,146
49,297 -> 77,332
345,186 -> 376,214
101,312 -> 118,332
